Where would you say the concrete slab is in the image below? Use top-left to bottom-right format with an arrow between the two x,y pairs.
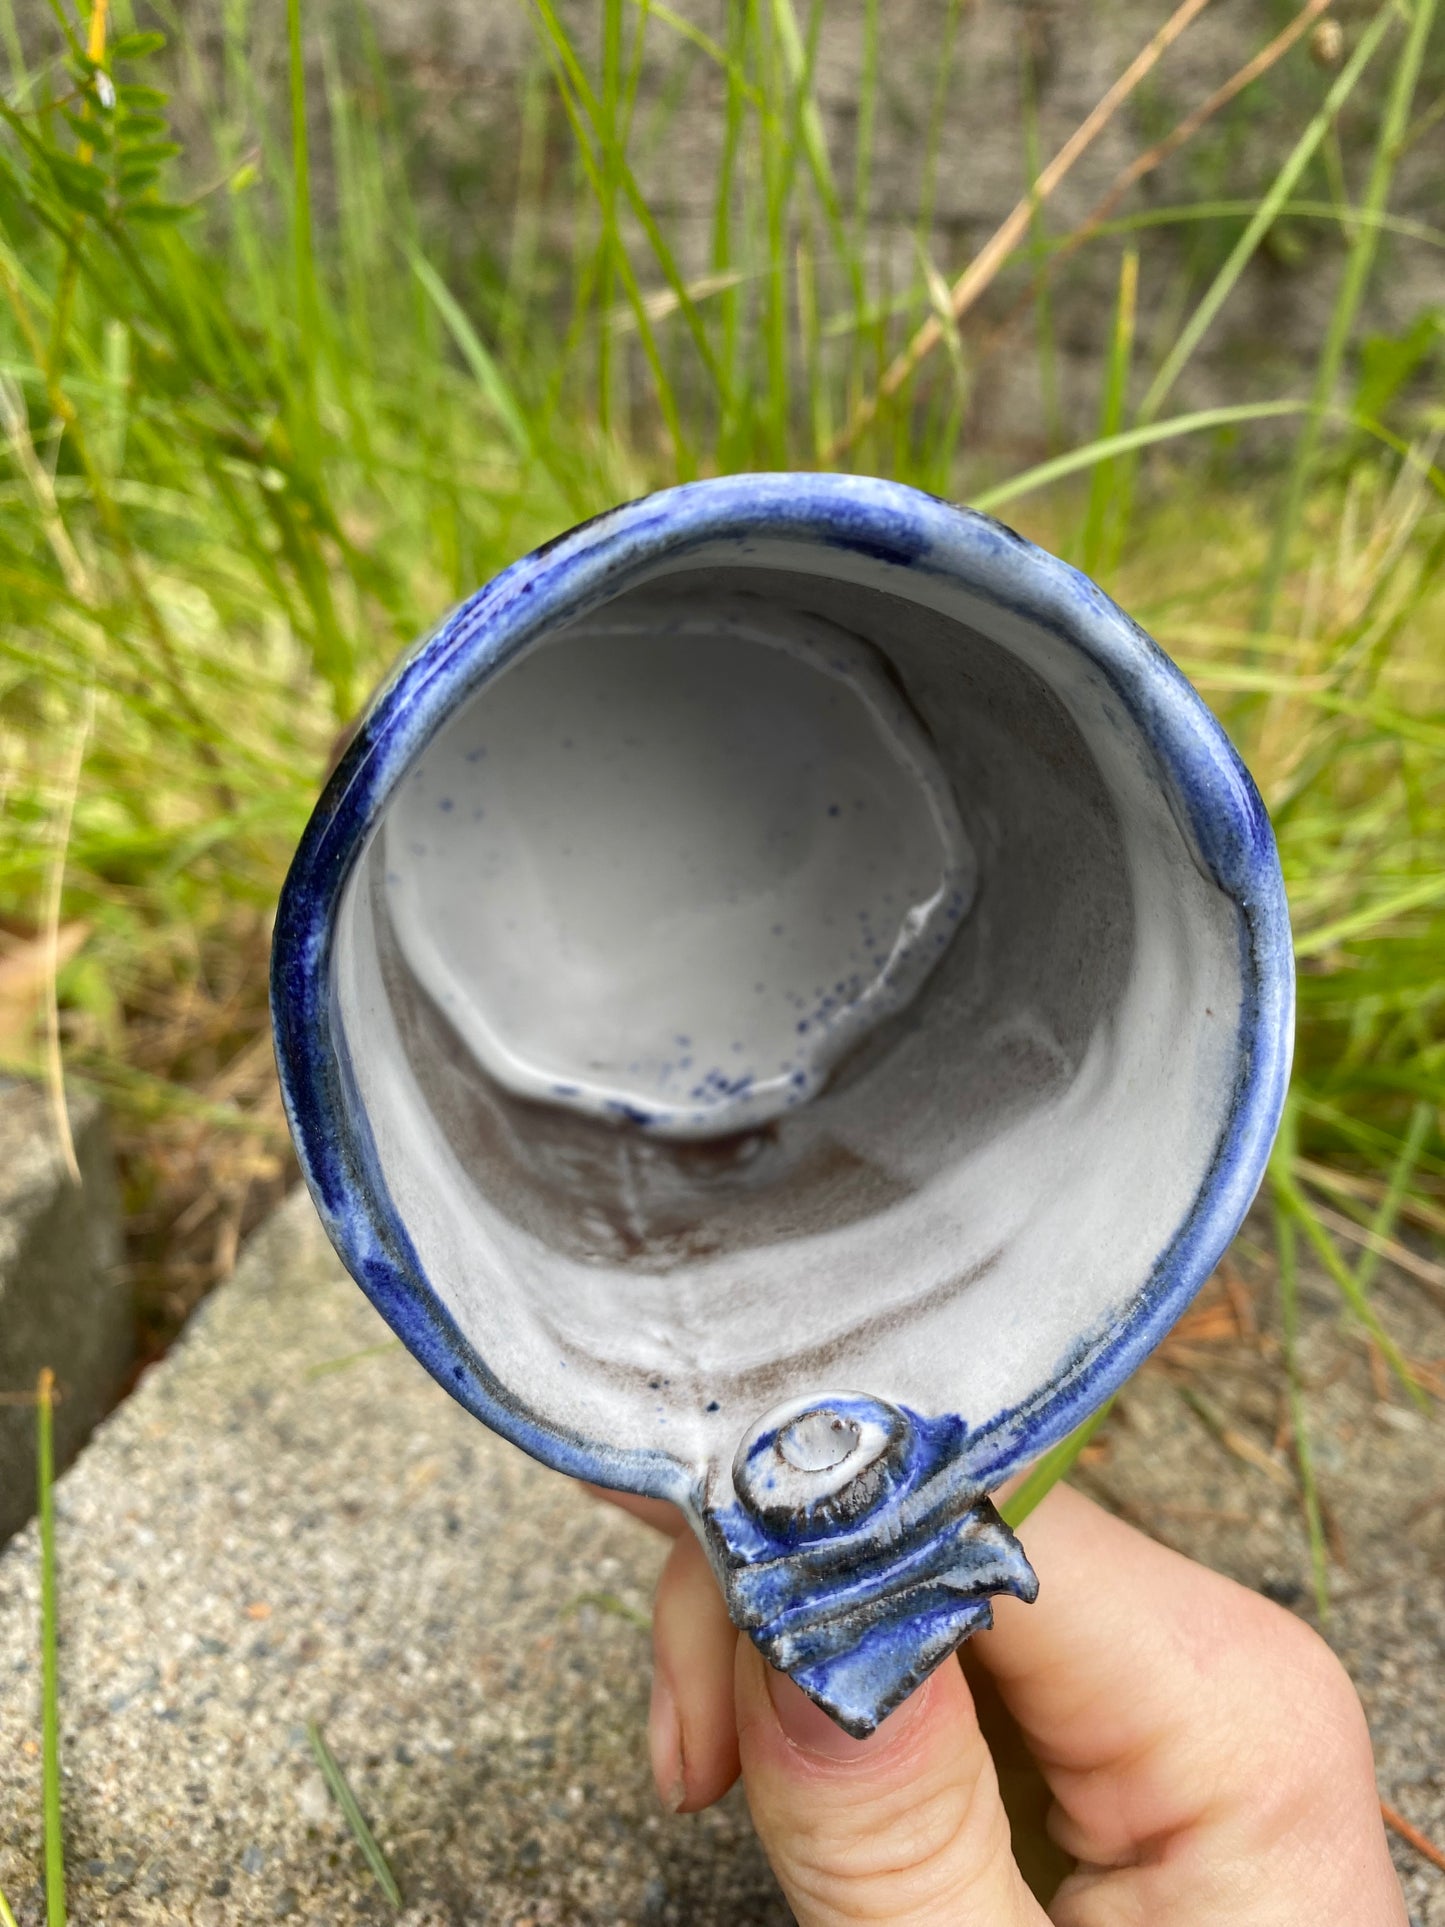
0,1081 -> 128,1547
0,1186 -> 1440,1924
0,1189 -> 783,1926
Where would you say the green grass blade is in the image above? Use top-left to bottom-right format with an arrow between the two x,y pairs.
408,250 -> 535,464
38,1368 -> 65,1927
823,192 -> 1445,265
769,0 -> 852,270
595,0 -> 623,433
1021,36 -> 1062,451
0,1879 -> 20,1927
285,0 -> 320,461
531,0 -> 725,415
1300,1098 -> 1445,1187
0,0 -> 31,98
304,1339 -> 403,1380
1275,1167 -> 1426,1405
1255,0 -> 1440,636
1273,1173 -> 1331,1620
498,60 -> 552,365
756,0 -> 828,461
972,400 -> 1307,514
1000,1397 -> 1116,1528
707,0 -> 748,444
528,0 -> 696,463
1079,246 -> 1138,576
1294,873 -> 1445,958
913,0 -> 964,258
307,1722 -> 403,1909
562,1589 -> 652,1630
1139,0 -> 1397,423
638,2 -> 747,84
1350,1100 -> 1434,1298
796,226 -> 829,458
851,0 -> 879,260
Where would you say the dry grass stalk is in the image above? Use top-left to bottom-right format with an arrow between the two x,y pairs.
1381,1801 -> 1445,1875
0,924 -> 89,1055
969,0 -> 1338,376
1176,1383 -> 1296,1488
1308,1201 -> 1445,1300
827,0 -> 1216,457
40,691 -> 94,1188
1075,0 -> 1336,246
1217,1259 -> 1260,1339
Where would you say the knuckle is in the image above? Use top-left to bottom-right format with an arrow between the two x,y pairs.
1180,1596 -> 1379,1841
1232,1608 -> 1380,1833
1272,1614 -> 1369,1744
774,1768 -> 1010,1923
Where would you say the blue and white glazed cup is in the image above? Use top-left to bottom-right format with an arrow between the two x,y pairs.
271,474 -> 1293,1736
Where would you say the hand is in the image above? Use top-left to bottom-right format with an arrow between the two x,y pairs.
598,1482 -> 1405,1925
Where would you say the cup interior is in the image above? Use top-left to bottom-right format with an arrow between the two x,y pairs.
381,596 -> 975,1141
332,546 -> 1244,1488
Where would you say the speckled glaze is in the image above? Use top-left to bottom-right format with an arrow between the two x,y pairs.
383,596 -> 974,1139
271,474 -> 1294,1736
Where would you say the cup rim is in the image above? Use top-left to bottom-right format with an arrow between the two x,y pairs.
269,471 -> 1294,1510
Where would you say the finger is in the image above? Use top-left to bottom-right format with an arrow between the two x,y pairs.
972,1483 -> 1403,1921
735,1638 -> 1048,1927
649,1529 -> 741,1812
581,1482 -> 687,1537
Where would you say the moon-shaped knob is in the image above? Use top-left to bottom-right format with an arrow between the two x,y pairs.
733,1395 -> 910,1535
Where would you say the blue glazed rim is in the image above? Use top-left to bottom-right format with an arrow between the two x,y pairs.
270,472 -> 1294,1511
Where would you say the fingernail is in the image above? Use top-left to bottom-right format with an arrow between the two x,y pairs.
648,1669 -> 686,1812
766,1665 -> 927,1761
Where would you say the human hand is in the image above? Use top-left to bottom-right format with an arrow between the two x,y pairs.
598,1481 -> 1404,1925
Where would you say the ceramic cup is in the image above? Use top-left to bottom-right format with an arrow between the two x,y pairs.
271,474 -> 1293,1735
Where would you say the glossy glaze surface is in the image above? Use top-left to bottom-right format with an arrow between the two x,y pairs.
271,474 -> 1294,1733
384,597 -> 972,1138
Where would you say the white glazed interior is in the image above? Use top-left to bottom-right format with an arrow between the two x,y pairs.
383,599 -> 973,1138
333,544 -> 1243,1491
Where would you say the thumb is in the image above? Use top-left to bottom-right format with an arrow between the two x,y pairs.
735,1641 -> 1049,1927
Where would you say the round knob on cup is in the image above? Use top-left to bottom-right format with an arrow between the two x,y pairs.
733,1395 -> 911,1536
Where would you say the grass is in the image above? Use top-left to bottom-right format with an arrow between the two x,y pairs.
1256,0 -> 1442,634
0,0 -> 1439,1424
1273,1113 -> 1332,1618
306,1722 -> 403,1910
38,1371 -> 64,1927
999,1398 -> 1118,1532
